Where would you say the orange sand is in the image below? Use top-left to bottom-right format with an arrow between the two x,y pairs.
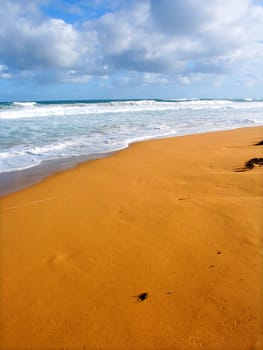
1,127 -> 263,350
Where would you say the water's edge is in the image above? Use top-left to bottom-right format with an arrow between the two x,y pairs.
0,151 -> 115,197
0,126 -> 260,197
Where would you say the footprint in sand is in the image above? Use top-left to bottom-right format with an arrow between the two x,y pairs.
48,253 -> 69,265
178,196 -> 191,201
47,251 -> 79,265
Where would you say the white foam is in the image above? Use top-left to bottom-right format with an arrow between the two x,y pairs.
13,101 -> 37,107
28,143 -> 68,155
1,99 -> 263,120
1,99 -> 263,174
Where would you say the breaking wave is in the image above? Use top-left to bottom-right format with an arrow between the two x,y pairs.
0,98 -> 262,173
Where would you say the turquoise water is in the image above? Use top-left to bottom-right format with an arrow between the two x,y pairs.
0,98 -> 263,173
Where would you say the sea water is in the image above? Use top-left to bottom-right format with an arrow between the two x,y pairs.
1,98 -> 263,174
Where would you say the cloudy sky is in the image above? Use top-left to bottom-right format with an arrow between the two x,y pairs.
0,0 -> 263,101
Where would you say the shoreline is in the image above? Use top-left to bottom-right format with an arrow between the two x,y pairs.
1,126 -> 263,349
1,126 -> 261,197
0,151 -> 115,197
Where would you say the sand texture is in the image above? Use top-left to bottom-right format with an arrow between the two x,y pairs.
1,127 -> 263,350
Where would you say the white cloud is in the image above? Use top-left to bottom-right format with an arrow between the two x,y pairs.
0,65 -> 7,72
0,64 -> 12,79
0,0 -> 263,87
89,0 -> 263,79
61,70 -> 92,83
143,73 -> 169,84
178,76 -> 190,85
0,1 -> 83,70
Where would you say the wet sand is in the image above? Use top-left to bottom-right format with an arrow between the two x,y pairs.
0,152 -> 113,197
1,127 -> 263,349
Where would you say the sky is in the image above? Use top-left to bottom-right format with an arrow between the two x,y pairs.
0,0 -> 263,101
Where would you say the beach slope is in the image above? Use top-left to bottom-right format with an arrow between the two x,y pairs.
1,127 -> 263,349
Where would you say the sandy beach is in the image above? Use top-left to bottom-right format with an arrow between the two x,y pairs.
1,126 -> 263,349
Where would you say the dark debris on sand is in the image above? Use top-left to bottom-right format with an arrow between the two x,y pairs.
244,158 -> 263,169
133,292 -> 148,303
233,157 -> 263,172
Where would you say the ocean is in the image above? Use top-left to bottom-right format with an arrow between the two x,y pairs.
1,98 -> 263,175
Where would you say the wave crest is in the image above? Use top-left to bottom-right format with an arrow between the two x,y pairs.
13,101 -> 37,107
1,99 -> 262,120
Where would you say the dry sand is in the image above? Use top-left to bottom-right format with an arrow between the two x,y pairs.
1,127 -> 263,350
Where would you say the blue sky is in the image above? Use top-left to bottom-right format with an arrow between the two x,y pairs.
0,0 -> 263,101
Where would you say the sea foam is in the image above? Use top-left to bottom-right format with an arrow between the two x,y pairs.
0,99 -> 262,173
